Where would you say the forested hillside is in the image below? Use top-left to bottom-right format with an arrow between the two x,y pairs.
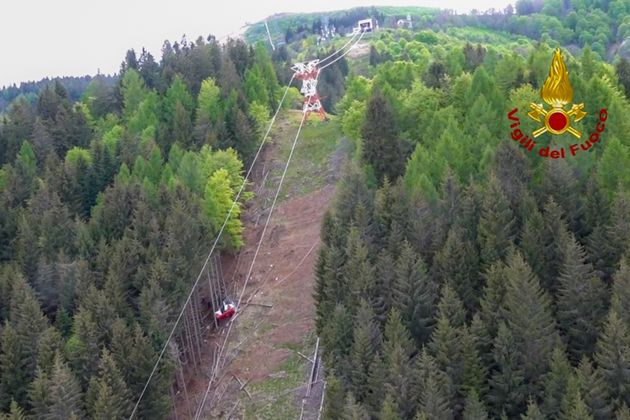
0,75 -> 117,115
4,0 -> 630,418
0,35 -> 294,418
315,1 -> 630,419
251,0 -> 630,60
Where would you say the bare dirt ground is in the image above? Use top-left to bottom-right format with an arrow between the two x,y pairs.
175,111 -> 347,419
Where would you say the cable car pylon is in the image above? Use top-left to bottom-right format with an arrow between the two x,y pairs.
291,59 -> 327,121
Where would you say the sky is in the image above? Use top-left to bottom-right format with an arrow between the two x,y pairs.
0,0 -> 513,88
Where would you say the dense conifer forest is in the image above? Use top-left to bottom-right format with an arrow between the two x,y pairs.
0,35 -> 298,418
315,1 -> 630,419
3,0 -> 630,418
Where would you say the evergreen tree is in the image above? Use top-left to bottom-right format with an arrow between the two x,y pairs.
28,368 -> 49,420
383,309 -> 415,416
617,404 -> 630,420
45,354 -> 84,420
437,285 -> 467,328
413,350 -> 454,420
556,232 -> 607,360
488,323 -> 526,418
4,400 -> 26,420
365,353 -> 388,416
478,174 -> 516,266
537,198 -> 571,292
500,252 -> 559,394
560,376 -> 594,420
379,393 -> 401,420
540,158 -> 583,234
320,304 -> 354,380
323,376 -> 345,420
348,300 -> 381,401
462,389 -> 488,420
478,261 -> 507,343
576,356 -> 614,420
611,258 -> 630,325
361,89 -> 404,183
541,347 -> 572,418
392,241 -> 437,344
521,400 -> 546,420
343,393 -> 370,420
433,226 -> 480,313
0,323 -> 27,410
594,310 -> 630,408
86,349 -> 132,419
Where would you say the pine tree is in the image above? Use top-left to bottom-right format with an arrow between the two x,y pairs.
428,312 -> 485,415
9,273 -> 48,384
540,158 -> 583,234
437,285 -> 467,328
379,393 -> 401,420
433,226 -> 480,313
588,190 -> 630,280
45,354 -> 84,419
594,310 -> 630,408
383,309 -> 415,416
313,245 -> 334,334
66,308 -> 100,386
361,89 -> 404,183
348,300 -> 381,401
392,242 -> 437,344
541,347 -> 572,418
4,400 -> 26,420
488,323 -> 526,418
343,393 -> 370,420
110,321 -> 171,419
617,404 -> 630,420
86,349 -> 132,419
575,356 -> 613,420
365,353 -> 388,416
36,327 -> 63,375
343,227 -> 374,310
521,400 -> 545,420
28,368 -> 49,420
372,249 -> 394,325
556,232 -> 607,360
611,258 -> 630,325
412,350 -> 453,420
560,376 -> 594,420
478,174 -> 516,266
500,252 -> 558,394
320,304 -> 354,381
461,328 -> 487,400
323,376 -> 345,420
0,323 -> 27,410
520,207 -> 547,282
462,389 -> 488,420
537,198 -> 571,292
469,313 -> 493,369
479,261 -> 507,342
429,316 -> 465,411
419,366 -> 453,420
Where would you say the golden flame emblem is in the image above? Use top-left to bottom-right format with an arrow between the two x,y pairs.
528,48 -> 586,138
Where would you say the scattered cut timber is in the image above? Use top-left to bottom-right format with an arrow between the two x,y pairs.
176,111 -> 347,419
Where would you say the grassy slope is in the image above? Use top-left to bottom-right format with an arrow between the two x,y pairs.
225,112 -> 347,419
264,111 -> 346,201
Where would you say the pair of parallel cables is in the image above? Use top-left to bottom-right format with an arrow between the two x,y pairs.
129,27 -> 366,420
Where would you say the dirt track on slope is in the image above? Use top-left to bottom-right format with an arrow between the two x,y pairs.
176,113 -> 345,419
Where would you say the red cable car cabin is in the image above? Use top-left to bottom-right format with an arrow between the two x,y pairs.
215,299 -> 236,320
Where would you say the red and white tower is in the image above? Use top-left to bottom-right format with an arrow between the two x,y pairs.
291,59 -> 327,121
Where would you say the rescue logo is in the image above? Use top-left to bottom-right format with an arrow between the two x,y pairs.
506,48 -> 607,159
528,48 -> 586,138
